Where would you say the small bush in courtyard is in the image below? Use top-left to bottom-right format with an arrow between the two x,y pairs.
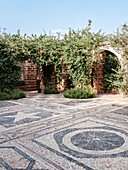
63,86 -> 95,99
43,86 -> 59,94
0,89 -> 26,100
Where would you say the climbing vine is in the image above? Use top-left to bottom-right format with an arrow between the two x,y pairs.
109,23 -> 128,95
0,32 -> 21,91
0,21 -> 105,91
103,51 -> 119,92
1,21 -> 128,95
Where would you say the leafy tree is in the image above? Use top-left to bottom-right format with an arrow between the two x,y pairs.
109,23 -> 128,95
0,21 -> 113,94
103,51 -> 119,91
0,35 -> 20,91
61,22 -> 105,88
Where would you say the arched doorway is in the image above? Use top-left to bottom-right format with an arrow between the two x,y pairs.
93,47 -> 121,93
102,50 -> 120,93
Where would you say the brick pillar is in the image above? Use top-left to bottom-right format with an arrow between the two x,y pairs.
93,53 -> 104,93
22,61 -> 38,91
49,70 -> 57,88
58,63 -> 68,91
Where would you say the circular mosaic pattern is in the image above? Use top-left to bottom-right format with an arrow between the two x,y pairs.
71,131 -> 125,151
54,127 -> 128,158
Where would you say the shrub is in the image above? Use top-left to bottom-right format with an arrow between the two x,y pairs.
0,89 -> 26,100
103,51 -> 119,92
63,86 -> 95,99
0,40 -> 21,92
43,86 -> 59,94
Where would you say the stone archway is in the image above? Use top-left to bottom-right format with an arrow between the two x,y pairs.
99,45 -> 122,61
93,45 -> 122,93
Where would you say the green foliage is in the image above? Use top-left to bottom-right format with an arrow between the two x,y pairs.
109,23 -> 128,94
112,67 -> 128,95
62,25 -> 105,87
1,21 -> 128,95
0,39 -> 21,91
0,89 -> 26,100
63,86 -> 95,99
43,86 -> 59,94
0,21 -> 105,92
103,51 -> 119,91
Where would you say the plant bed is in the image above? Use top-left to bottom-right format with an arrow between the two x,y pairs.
0,89 -> 26,100
43,86 -> 59,94
63,86 -> 95,99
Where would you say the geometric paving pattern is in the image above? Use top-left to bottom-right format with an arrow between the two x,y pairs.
0,146 -> 35,170
0,94 -> 128,170
112,107 -> 128,115
0,101 -> 18,108
71,130 -> 125,151
0,110 -> 60,128
33,118 -> 128,169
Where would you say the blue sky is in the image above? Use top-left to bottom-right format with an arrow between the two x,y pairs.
0,0 -> 128,35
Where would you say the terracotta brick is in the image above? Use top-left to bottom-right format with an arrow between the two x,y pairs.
19,53 -> 105,93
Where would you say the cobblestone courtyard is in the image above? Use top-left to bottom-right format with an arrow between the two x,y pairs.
0,93 -> 128,170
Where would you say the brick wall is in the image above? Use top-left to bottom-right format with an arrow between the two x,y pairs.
57,64 -> 68,91
18,55 -> 105,93
93,53 -> 104,93
17,61 -> 40,91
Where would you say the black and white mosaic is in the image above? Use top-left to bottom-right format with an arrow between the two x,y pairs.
0,136 -> 8,144
54,126 -> 128,158
0,146 -> 35,169
71,130 -> 124,151
60,100 -> 91,106
33,118 -> 128,169
112,107 -> 128,116
0,95 -> 128,169
0,109 -> 60,128
0,101 -> 18,108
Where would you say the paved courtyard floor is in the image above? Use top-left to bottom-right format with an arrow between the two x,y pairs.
0,92 -> 128,170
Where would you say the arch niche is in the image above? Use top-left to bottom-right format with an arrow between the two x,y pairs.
92,46 -> 122,93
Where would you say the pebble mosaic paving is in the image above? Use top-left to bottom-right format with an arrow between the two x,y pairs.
0,93 -> 128,170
